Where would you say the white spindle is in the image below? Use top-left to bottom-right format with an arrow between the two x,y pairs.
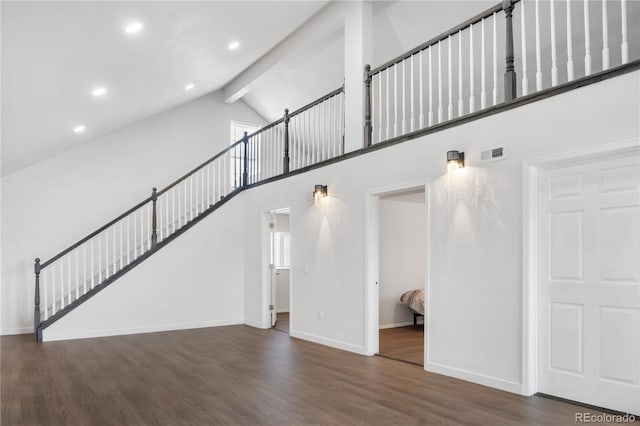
448,36 -> 453,119
519,7 -> 528,96
535,0 -> 543,90
495,12 -> 500,102
469,24 -> 475,113
394,64 -> 398,137
105,230 -> 109,279
75,249 -> 79,299
584,0 -> 592,75
419,51 -> 424,128
378,73 -> 383,142
83,245 -> 87,294
410,55 -> 415,131
91,239 -> 95,289
402,60 -> 406,134
481,19 -> 487,109
44,268 -> 48,320
60,261 -> 65,310
602,0 -> 609,69
458,31 -> 464,116
428,46 -> 433,125
621,0 -> 629,63
67,255 -> 71,305
127,216 -> 131,264
438,41 -> 443,123
386,69 -> 391,138
550,0 -> 558,86
190,176 -> 194,221
133,211 -> 138,259
566,0 -> 574,81
52,266 -> 56,315
119,221 -> 123,269
112,226 -> 116,274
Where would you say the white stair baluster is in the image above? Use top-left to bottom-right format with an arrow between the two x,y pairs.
387,69 -> 391,138
567,0 -> 574,81
448,36 -> 453,119
584,0 -> 592,75
520,6 -> 528,96
481,18 -> 487,109
602,0 -> 609,69
535,0 -> 543,90
438,41 -> 443,123
394,64 -> 398,136
428,46 -> 433,125
550,0 -> 558,86
410,55 -> 415,131
469,24 -> 475,113
458,31 -> 464,116
378,73 -> 383,141
621,0 -> 629,64
402,59 -> 406,134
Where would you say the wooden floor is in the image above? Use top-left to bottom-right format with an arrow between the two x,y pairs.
1,325 -> 615,425
379,325 -> 424,365
274,312 -> 289,333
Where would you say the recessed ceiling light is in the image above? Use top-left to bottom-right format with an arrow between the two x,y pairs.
185,83 -> 195,91
73,125 -> 86,134
125,21 -> 143,35
228,41 -> 240,51
92,87 -> 108,97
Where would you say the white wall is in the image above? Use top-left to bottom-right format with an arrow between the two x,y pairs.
378,191 -> 425,328
42,197 -> 245,341
1,91 -> 265,335
241,71 -> 639,390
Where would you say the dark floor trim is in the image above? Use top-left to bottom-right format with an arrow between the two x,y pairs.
536,393 -> 638,418
375,353 -> 424,368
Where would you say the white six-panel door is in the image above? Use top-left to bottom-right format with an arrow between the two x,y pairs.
538,153 -> 640,415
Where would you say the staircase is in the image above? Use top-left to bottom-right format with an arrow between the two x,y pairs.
32,0 -> 639,341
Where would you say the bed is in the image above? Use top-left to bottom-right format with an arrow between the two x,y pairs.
400,289 -> 425,327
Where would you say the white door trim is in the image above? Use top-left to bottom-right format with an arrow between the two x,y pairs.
364,180 -> 429,357
522,138 -> 640,397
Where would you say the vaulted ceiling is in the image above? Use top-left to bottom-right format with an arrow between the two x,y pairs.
1,1 -> 326,176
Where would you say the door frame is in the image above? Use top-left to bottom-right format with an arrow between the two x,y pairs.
261,207 -> 292,331
521,138 -> 640,396
364,180 -> 429,359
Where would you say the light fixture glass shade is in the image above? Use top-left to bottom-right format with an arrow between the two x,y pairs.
446,150 -> 464,170
313,185 -> 328,205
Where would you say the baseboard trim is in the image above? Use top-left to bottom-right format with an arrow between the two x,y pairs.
42,319 -> 244,342
276,310 -> 289,314
1,327 -> 33,336
290,329 -> 368,355
425,361 -> 523,394
244,319 -> 269,329
379,321 -> 415,329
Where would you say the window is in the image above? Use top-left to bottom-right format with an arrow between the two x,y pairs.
272,232 -> 290,269
230,121 -> 260,187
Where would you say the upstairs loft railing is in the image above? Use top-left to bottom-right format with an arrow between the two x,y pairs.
364,0 -> 637,146
33,85 -> 344,341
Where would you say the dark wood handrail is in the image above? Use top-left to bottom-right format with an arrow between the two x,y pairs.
289,86 -> 344,117
39,85 -> 344,271
369,1 -> 521,76
41,196 -> 153,268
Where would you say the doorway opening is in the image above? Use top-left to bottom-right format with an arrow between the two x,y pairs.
266,208 -> 291,333
367,184 -> 427,366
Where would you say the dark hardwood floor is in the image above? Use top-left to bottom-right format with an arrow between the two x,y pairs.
274,312 -> 289,333
379,325 -> 424,365
1,325 -> 615,425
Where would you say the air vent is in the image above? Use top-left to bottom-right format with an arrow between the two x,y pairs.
480,147 -> 505,163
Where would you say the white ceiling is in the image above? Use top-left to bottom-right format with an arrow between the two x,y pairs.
1,1 -> 326,176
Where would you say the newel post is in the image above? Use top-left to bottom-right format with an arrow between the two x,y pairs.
503,0 -> 517,102
364,64 -> 373,147
151,188 -> 158,248
34,258 -> 41,341
283,109 -> 290,174
242,131 -> 249,187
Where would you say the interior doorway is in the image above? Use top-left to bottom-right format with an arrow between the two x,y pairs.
366,184 -> 427,366
266,208 -> 291,333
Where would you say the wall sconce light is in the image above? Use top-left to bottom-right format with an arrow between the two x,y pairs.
313,184 -> 328,205
447,150 -> 465,171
